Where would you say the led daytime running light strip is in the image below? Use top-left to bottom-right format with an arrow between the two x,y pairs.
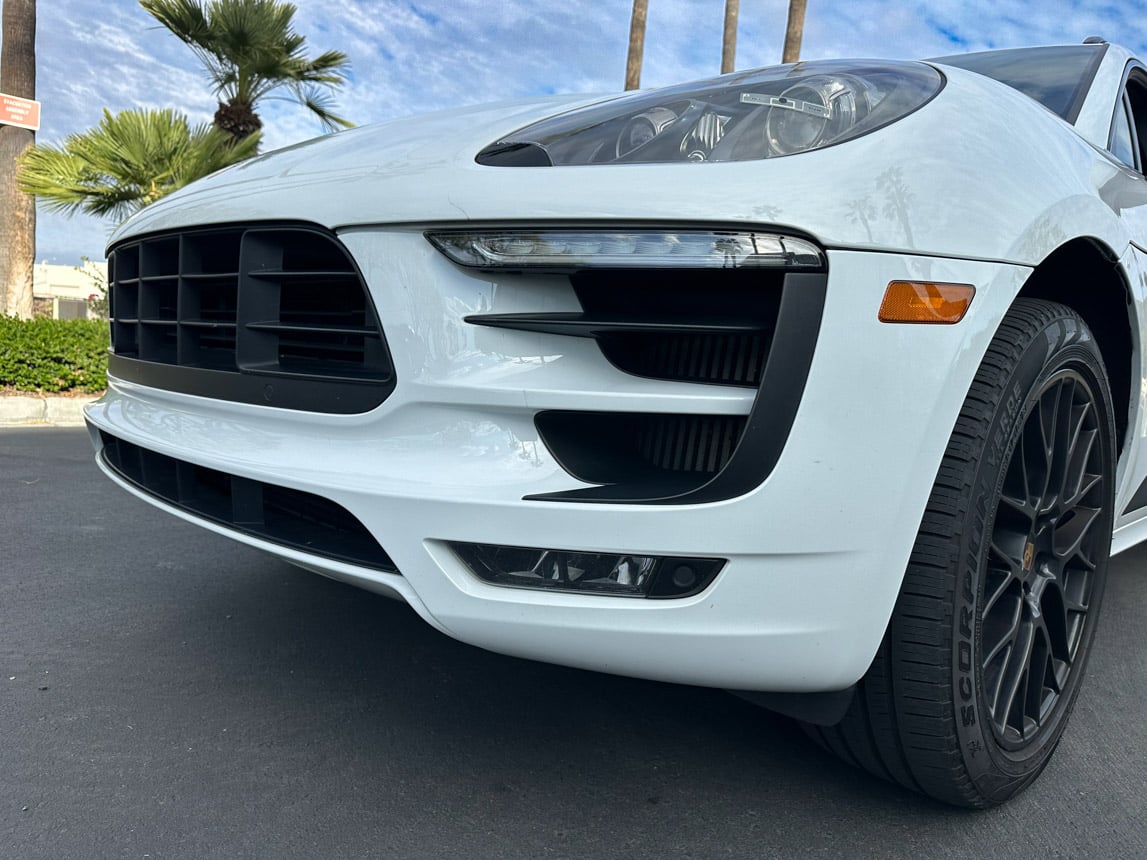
427,229 -> 824,270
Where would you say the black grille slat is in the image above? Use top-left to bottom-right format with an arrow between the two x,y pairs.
249,269 -> 359,282
108,224 -> 396,413
246,321 -> 379,336
99,432 -> 397,572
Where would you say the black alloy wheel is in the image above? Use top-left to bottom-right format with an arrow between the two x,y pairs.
983,369 -> 1106,749
802,299 -> 1116,807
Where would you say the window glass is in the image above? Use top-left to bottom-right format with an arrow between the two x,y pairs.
1111,96 -> 1137,168
932,45 -> 1105,121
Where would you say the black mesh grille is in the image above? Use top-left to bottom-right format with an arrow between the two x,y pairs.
534,411 -> 747,487
599,331 -> 770,386
99,432 -> 397,572
576,269 -> 782,387
635,414 -> 747,473
107,225 -> 395,413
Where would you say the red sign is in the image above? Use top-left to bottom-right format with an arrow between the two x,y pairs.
0,92 -> 40,131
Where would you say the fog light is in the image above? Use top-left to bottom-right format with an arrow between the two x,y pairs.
450,542 -> 724,598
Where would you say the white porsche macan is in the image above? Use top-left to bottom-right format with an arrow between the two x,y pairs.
85,39 -> 1147,807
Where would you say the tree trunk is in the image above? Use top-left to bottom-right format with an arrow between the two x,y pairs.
0,0 -> 36,319
782,0 -> 807,63
625,0 -> 648,91
721,0 -> 738,74
215,99 -> 262,141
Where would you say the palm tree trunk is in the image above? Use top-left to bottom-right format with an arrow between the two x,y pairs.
0,0 -> 36,318
721,0 -> 738,74
782,0 -> 807,63
625,0 -> 648,90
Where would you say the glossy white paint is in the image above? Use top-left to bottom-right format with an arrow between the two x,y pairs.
88,44 -> 1147,692
87,248 -> 1030,691
115,67 -> 1135,269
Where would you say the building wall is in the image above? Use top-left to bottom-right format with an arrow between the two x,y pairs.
32,260 -> 108,319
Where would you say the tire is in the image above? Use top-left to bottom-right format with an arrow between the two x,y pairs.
805,298 -> 1116,807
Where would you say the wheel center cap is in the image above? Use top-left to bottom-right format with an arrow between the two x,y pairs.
1022,540 -> 1035,574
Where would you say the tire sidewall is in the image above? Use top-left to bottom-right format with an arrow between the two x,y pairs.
951,312 -> 1115,802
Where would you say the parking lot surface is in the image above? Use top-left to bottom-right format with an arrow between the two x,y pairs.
2,428 -> 1145,858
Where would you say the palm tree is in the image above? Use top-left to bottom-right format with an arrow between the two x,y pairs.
783,0 -> 807,63
0,0 -> 37,318
18,107 -> 259,220
625,0 -> 648,90
140,0 -> 352,141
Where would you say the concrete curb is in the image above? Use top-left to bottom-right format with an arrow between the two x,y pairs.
0,395 -> 99,427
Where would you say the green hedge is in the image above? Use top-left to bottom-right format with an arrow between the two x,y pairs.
0,316 -> 109,393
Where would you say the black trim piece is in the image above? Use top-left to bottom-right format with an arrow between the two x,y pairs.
108,354 -> 391,414
465,311 -> 763,338
528,271 -> 828,503
97,429 -> 397,572
1122,473 -> 1147,515
106,222 -> 396,414
476,141 -> 553,167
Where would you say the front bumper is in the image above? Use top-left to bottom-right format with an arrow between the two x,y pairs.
85,239 -> 1029,692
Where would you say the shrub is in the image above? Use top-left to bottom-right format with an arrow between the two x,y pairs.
0,316 -> 109,393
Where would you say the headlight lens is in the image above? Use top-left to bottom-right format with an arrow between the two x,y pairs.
477,60 -> 942,166
426,228 -> 824,270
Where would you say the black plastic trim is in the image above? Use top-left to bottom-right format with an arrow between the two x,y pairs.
1122,473 -> 1147,515
527,271 -> 827,504
106,222 -> 396,414
476,141 -> 553,167
465,311 -> 764,338
97,429 -> 397,572
108,353 -> 392,414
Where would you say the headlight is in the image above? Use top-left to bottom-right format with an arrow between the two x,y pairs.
477,60 -> 942,166
426,228 -> 824,270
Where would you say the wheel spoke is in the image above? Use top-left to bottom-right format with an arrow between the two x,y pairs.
1059,402 -> 1094,502
1054,505 -> 1102,562
1023,627 -> 1051,729
1064,468 -> 1101,510
997,490 -> 1035,523
992,618 -> 1035,735
982,559 -> 1017,617
982,595 -> 1021,668
1029,394 -> 1057,504
1063,425 -> 1098,506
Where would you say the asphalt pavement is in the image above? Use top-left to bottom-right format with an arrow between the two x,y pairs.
2,428 -> 1145,859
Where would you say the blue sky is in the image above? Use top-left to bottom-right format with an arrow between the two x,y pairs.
7,0 -> 1147,262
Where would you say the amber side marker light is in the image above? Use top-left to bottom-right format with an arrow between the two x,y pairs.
878,281 -> 976,324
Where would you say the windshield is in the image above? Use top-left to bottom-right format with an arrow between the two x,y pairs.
931,44 -> 1107,123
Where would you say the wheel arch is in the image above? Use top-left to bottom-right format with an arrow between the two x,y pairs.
1013,236 -> 1136,455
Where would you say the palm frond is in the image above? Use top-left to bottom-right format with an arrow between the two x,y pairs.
142,0 -> 353,138
288,83 -> 355,131
17,107 -> 259,221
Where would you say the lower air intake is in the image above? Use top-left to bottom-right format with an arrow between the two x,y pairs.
99,431 -> 396,572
